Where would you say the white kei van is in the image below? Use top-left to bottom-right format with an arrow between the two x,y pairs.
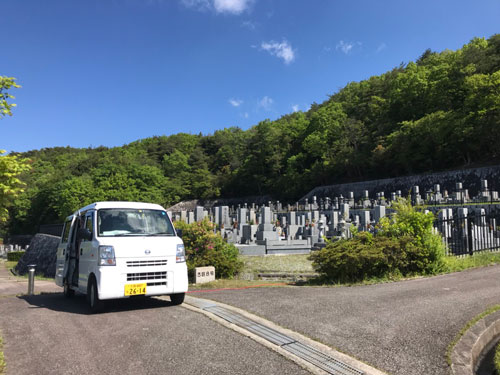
55,202 -> 188,312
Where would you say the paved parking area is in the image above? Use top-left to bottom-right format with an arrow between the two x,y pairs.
4,260 -> 500,374
191,265 -> 500,375
0,262 -> 310,375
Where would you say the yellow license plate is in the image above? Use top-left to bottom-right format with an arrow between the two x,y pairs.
124,283 -> 147,296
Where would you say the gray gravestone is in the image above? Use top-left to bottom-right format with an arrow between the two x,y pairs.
373,205 -> 386,223
195,206 -> 204,222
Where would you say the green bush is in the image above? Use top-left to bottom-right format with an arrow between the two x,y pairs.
378,199 -> 446,274
310,199 -> 446,283
175,220 -> 243,279
6,251 -> 25,262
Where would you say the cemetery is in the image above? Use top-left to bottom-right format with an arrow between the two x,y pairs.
167,178 -> 500,257
2,176 -> 500,281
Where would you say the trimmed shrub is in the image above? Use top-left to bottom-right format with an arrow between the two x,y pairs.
175,220 -> 243,279
310,199 -> 446,283
7,251 -> 25,262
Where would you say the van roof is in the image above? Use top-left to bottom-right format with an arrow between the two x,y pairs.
72,201 -> 166,215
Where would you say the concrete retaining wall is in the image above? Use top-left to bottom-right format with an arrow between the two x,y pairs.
303,165 -> 500,200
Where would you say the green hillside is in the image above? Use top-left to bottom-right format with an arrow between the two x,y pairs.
6,35 -> 500,235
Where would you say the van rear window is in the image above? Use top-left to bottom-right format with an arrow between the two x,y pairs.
97,209 -> 175,237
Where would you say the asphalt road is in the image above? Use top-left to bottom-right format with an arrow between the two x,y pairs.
0,260 -> 311,375
191,265 -> 500,375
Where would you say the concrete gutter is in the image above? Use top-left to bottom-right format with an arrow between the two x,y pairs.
181,295 -> 387,375
451,309 -> 500,375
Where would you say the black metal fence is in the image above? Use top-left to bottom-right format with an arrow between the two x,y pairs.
436,211 -> 500,256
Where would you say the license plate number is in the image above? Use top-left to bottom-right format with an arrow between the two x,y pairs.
125,283 -> 147,296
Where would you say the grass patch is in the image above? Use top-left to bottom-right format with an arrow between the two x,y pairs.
1,260 -> 54,281
240,254 -> 314,275
305,251 -> 500,287
443,252 -> 500,272
189,279 -> 287,291
188,254 -> 314,289
446,304 -> 500,366
233,251 -> 500,287
4,261 -> 17,270
0,332 -> 5,375
495,341 -> 500,374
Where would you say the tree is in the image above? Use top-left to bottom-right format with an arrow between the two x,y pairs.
0,150 -> 31,223
0,76 -> 20,118
0,77 -> 31,227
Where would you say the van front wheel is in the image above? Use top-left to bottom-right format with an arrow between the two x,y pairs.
87,277 -> 102,313
170,293 -> 185,305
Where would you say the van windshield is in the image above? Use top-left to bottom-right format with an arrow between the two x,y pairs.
97,209 -> 176,237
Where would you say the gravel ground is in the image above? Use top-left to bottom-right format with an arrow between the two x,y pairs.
190,265 -> 500,375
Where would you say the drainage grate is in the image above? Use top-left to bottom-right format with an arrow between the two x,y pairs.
187,298 -> 218,310
283,342 -> 364,375
196,303 -> 364,375
204,306 -> 255,327
244,324 -> 296,346
204,306 -> 294,345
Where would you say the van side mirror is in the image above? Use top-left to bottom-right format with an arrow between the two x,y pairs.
77,227 -> 92,241
176,229 -> 183,238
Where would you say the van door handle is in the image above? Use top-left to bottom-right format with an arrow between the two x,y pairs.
80,249 -> 83,255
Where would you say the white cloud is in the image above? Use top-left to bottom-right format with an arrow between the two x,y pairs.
292,104 -> 299,112
229,98 -> 243,107
336,40 -> 354,54
241,20 -> 256,30
213,0 -> 253,14
243,112 -> 249,118
180,0 -> 211,11
258,96 -> 274,110
376,43 -> 387,53
181,0 -> 252,14
260,40 -> 296,64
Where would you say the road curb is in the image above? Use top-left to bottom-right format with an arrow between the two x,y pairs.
181,295 -> 387,375
451,309 -> 500,375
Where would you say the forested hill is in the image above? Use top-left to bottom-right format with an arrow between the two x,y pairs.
9,35 -> 500,234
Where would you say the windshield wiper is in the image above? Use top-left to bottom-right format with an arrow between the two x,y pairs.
146,232 -> 174,236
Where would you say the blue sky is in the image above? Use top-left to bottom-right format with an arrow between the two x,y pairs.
2,0 -> 499,153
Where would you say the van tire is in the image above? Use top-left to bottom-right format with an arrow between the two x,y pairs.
170,293 -> 185,305
63,280 -> 75,298
87,276 -> 102,313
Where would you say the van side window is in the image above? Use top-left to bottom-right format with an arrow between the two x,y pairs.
62,219 -> 71,243
84,212 -> 93,240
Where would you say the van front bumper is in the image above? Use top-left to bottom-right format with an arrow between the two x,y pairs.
96,262 -> 188,300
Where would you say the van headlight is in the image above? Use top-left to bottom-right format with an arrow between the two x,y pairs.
99,245 -> 116,266
176,244 -> 186,263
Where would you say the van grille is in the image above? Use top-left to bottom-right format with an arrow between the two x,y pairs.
126,260 -> 167,267
127,272 -> 167,281
147,282 -> 167,287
